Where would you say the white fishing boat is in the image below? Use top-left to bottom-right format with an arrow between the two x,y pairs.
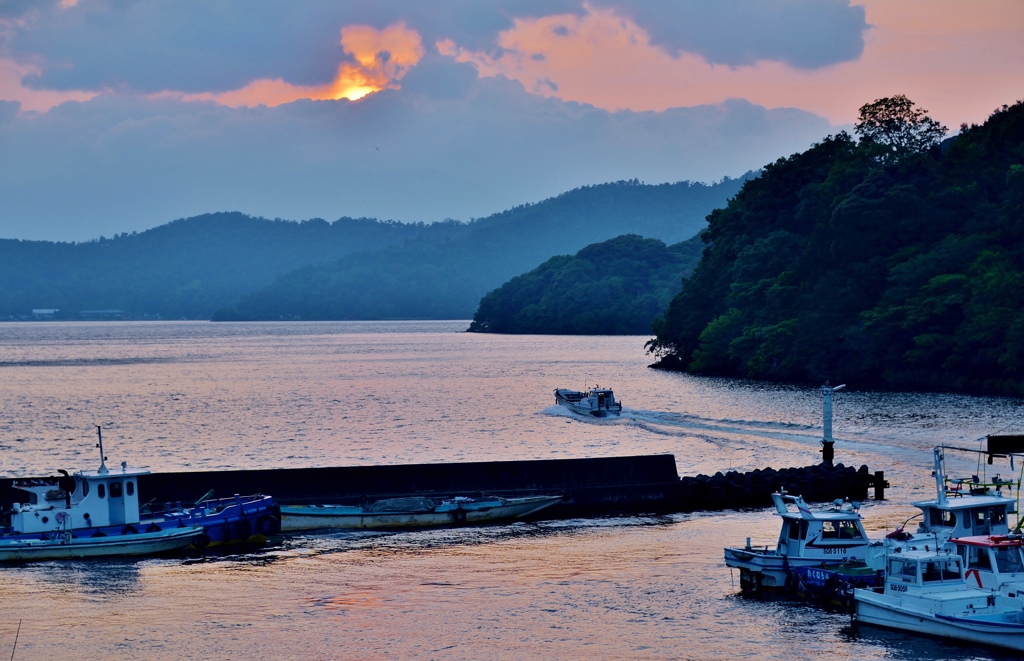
0,427 -> 204,562
886,447 -> 1017,552
724,491 -> 877,593
280,494 -> 563,532
554,387 -> 622,417
952,533 -> 1024,598
0,527 -> 203,562
854,548 -> 1024,652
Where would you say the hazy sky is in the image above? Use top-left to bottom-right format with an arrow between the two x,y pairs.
1,0 -> 1021,240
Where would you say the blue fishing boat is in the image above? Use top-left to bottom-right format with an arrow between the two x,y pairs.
0,427 -> 280,560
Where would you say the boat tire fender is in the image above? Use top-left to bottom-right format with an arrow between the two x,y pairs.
145,524 -> 162,533
452,508 -> 467,523
257,515 -> 280,536
122,525 -> 138,536
194,533 -> 211,549
234,518 -> 253,542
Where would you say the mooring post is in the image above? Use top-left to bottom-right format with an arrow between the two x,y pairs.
874,470 -> 888,500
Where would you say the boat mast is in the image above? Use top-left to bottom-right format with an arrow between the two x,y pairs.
96,425 -> 109,475
933,446 -> 947,505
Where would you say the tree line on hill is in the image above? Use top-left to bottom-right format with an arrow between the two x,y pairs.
647,96 -> 1024,396
468,234 -> 703,335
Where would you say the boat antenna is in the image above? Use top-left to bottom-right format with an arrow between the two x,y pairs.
96,425 -> 108,475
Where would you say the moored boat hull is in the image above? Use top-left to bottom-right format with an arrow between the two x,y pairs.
0,526 -> 203,562
855,592 -> 1024,652
280,495 -> 563,532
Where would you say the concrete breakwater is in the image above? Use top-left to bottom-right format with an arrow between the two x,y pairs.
0,455 -> 883,518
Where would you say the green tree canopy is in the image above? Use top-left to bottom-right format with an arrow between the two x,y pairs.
649,98 -> 1024,396
855,94 -> 948,161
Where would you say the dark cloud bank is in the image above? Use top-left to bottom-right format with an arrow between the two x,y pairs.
0,57 -> 836,240
7,1 -> 867,93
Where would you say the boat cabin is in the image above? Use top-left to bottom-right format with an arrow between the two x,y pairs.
5,462 -> 149,535
953,535 -> 1024,594
913,448 -> 1016,540
772,492 -> 870,561
884,549 -> 969,595
913,493 -> 1015,539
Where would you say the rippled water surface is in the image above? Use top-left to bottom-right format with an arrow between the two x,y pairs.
1,321 -> 1023,660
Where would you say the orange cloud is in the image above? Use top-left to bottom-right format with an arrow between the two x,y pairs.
443,1 -> 1024,127
0,58 -> 96,113
190,22 -> 423,108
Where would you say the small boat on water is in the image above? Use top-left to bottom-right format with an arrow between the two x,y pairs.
724,491 -> 879,594
280,494 -> 563,532
554,387 -> 622,417
854,548 -> 1024,652
0,427 -> 281,561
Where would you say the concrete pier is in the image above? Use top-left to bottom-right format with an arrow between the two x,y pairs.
1,455 -> 882,519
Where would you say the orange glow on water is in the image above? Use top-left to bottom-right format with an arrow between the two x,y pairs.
189,22 -> 423,107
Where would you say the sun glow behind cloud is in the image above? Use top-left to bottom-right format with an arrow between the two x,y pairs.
185,23 -> 423,108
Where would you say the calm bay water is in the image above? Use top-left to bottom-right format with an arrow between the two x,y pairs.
1,321 -> 1023,660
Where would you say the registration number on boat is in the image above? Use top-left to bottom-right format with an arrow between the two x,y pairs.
889,583 -> 908,592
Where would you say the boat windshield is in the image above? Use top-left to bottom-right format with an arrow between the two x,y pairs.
929,509 -> 956,527
994,546 -> 1024,574
921,558 -> 962,583
821,520 -> 863,540
888,558 -> 918,581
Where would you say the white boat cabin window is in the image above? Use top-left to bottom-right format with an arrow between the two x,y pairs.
81,481 -> 89,497
929,509 -> 956,527
126,481 -> 134,496
97,484 -> 106,498
922,558 -> 962,583
994,546 -> 1024,574
110,481 -> 122,498
990,507 -> 1007,526
961,545 -> 992,571
820,520 -> 863,540
888,558 -> 918,581
785,520 -> 808,540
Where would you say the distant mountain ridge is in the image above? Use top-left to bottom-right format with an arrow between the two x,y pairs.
0,176 -> 751,321
0,213 -> 434,319
212,176 -> 752,321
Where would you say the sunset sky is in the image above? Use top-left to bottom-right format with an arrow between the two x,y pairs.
1,0 -> 1022,240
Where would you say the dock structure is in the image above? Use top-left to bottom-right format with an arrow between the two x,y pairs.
0,455 -> 882,519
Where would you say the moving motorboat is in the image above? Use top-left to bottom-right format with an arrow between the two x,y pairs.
280,494 -> 563,532
854,548 -> 1024,652
554,387 -> 622,417
724,491 -> 878,594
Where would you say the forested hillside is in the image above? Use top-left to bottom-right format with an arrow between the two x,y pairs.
468,234 -> 702,335
1,176 -> 748,320
212,177 -> 749,321
0,213 -> 437,319
648,97 -> 1024,395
